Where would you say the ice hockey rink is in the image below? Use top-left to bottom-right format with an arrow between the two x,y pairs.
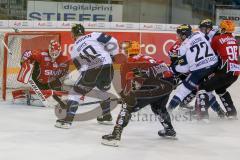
0,79 -> 239,160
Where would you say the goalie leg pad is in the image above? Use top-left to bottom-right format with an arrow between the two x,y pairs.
12,90 -> 28,100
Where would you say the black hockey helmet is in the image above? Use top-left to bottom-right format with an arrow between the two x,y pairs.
199,19 -> 213,29
71,23 -> 85,38
176,24 -> 192,38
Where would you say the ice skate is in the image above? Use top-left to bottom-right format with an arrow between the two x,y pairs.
97,114 -> 113,125
158,128 -> 177,139
101,126 -> 122,147
226,110 -> 238,120
54,119 -> 72,129
217,108 -> 225,119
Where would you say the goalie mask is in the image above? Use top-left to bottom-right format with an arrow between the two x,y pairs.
49,40 -> 61,59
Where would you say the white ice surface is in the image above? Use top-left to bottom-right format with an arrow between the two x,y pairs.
0,80 -> 240,160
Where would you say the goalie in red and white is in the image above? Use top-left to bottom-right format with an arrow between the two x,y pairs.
12,40 -> 70,106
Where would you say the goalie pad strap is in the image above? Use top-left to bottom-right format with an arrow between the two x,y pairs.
12,89 -> 69,100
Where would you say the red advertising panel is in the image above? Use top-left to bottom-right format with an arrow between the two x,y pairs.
59,31 -> 177,64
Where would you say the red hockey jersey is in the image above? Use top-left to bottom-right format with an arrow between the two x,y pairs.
168,40 -> 181,58
20,49 -> 70,84
120,54 -> 169,90
211,33 -> 240,75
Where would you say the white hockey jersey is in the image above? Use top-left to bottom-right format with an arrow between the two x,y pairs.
207,27 -> 219,43
175,31 -> 218,73
71,32 -> 119,71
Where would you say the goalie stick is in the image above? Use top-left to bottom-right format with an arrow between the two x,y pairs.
28,78 -> 51,107
0,33 -> 12,55
1,38 -> 13,55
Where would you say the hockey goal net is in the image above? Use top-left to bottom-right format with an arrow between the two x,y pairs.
0,32 -> 61,101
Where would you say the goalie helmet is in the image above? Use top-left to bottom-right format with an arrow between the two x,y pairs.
176,24 -> 192,39
49,40 -> 61,59
71,23 -> 85,38
219,20 -> 235,33
121,41 -> 140,56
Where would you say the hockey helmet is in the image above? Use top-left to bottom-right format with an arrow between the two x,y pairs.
121,41 -> 140,56
199,19 -> 213,29
219,20 -> 235,33
176,24 -> 192,38
71,23 -> 85,38
49,40 -> 61,59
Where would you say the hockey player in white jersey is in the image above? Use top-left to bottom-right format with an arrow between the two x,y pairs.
199,19 -> 219,42
167,24 -> 219,120
55,24 -> 120,128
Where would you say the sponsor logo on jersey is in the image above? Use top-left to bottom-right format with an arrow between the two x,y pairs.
229,63 -> 240,71
195,56 -> 217,68
219,37 -> 236,44
45,69 -> 63,76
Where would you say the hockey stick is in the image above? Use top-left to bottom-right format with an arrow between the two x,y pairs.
1,39 -> 13,55
0,33 -> 13,55
77,98 -> 120,107
0,28 -> 20,55
53,94 -> 121,109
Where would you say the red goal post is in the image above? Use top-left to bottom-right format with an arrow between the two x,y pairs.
0,32 -> 61,101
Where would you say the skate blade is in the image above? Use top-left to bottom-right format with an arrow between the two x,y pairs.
97,121 -> 114,125
101,139 -> 120,147
54,123 -> 71,129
